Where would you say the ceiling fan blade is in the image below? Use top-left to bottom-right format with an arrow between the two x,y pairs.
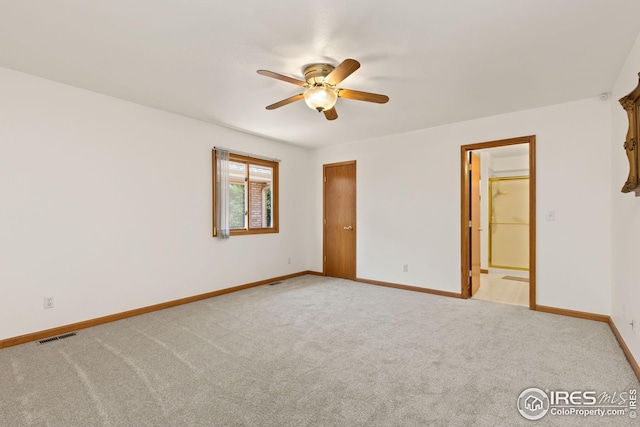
324,107 -> 338,120
265,94 -> 304,110
338,89 -> 389,104
325,59 -> 360,86
257,70 -> 307,87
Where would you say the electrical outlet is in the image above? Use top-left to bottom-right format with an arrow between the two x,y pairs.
403,264 -> 409,273
287,257 -> 291,264
44,297 -> 54,309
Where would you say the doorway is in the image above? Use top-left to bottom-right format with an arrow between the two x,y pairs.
323,161 -> 356,280
460,136 -> 536,309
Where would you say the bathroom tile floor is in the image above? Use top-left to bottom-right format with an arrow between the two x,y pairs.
472,273 -> 529,307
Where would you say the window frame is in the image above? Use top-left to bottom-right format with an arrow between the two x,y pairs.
212,150 -> 279,237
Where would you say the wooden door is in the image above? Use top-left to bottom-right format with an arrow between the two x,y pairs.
469,152 -> 481,296
324,161 -> 356,280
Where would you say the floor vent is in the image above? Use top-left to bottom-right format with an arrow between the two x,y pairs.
268,281 -> 282,286
57,332 -> 77,340
38,332 -> 77,345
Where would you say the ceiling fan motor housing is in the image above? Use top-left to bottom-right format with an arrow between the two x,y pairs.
303,64 -> 335,86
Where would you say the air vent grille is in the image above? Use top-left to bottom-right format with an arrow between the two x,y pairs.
37,332 -> 77,345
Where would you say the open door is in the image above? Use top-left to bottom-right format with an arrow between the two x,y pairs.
469,152 -> 481,296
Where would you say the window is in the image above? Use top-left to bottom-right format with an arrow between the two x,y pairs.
213,151 -> 279,236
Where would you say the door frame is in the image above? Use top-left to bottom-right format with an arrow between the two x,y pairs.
323,160 -> 357,279
460,135 -> 537,310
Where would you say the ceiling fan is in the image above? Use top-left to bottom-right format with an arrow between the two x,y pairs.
257,59 -> 389,120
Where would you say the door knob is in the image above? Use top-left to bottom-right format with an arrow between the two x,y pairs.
343,226 -> 353,230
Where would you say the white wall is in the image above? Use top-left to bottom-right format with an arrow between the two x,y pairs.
310,97 -> 612,314
0,67 -> 312,341
611,32 -> 640,366
0,59 -> 624,344
491,155 -> 529,177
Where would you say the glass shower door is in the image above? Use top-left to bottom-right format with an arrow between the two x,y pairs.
489,176 -> 529,271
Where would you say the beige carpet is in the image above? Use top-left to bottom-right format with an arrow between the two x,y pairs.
0,275 -> 637,426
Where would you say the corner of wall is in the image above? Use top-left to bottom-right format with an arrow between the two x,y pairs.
609,28 -> 640,374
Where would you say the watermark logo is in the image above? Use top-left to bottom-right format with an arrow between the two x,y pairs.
517,387 -> 637,420
517,388 -> 549,420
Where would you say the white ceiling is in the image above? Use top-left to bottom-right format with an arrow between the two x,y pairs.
1,1 -> 640,148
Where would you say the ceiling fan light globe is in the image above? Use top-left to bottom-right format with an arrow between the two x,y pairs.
303,86 -> 337,112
